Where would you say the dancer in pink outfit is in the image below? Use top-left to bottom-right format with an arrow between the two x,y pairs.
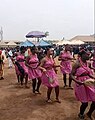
71,50 -> 95,120
13,50 -> 20,83
40,48 -> 61,103
15,47 -> 28,88
26,46 -> 42,94
58,45 -> 73,88
91,47 -> 95,72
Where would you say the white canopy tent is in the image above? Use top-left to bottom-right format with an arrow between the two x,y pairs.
56,40 -> 71,45
70,40 -> 85,45
7,41 -> 17,47
0,41 -> 7,47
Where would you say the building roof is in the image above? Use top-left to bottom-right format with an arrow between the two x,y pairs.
70,35 -> 95,42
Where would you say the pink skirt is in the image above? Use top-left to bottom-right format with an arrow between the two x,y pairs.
60,61 -> 72,74
41,69 -> 59,88
28,67 -> 42,79
75,76 -> 95,102
15,62 -> 28,75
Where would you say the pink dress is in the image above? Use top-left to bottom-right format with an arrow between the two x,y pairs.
75,59 -> 95,102
92,54 -> 95,68
60,51 -> 72,74
41,57 -> 59,88
27,54 -> 42,79
15,54 -> 28,75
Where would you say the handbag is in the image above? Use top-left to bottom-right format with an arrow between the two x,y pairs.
46,74 -> 54,84
79,58 -> 95,86
84,79 -> 95,86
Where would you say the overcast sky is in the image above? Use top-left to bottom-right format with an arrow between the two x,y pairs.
0,0 -> 94,40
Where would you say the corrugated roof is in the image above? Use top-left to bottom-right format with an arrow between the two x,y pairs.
71,35 -> 95,42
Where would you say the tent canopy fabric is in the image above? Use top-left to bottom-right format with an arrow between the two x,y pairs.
7,41 -> 17,46
70,40 -> 84,45
36,39 -> 51,46
57,40 -> 71,45
0,41 -> 7,46
20,40 -> 34,47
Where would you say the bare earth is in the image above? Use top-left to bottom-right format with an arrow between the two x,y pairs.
0,60 -> 95,120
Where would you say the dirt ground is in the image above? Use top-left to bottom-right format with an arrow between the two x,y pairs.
0,59 -> 95,120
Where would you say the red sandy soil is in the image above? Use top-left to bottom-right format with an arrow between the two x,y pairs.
0,59 -> 95,120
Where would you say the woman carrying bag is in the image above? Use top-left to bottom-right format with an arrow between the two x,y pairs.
40,48 -> 61,103
70,49 -> 95,120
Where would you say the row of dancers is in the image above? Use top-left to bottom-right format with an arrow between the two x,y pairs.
12,45 -> 95,120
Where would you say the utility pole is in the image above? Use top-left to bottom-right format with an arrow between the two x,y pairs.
62,37 -> 64,40
0,27 -> 3,41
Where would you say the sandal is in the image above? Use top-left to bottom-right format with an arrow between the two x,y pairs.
84,114 -> 94,120
35,90 -> 41,94
63,85 -> 68,88
78,113 -> 84,120
55,99 -> 61,103
68,86 -> 73,90
46,99 -> 53,103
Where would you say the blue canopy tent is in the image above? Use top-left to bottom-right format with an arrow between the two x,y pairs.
19,40 -> 34,47
36,39 -> 52,47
